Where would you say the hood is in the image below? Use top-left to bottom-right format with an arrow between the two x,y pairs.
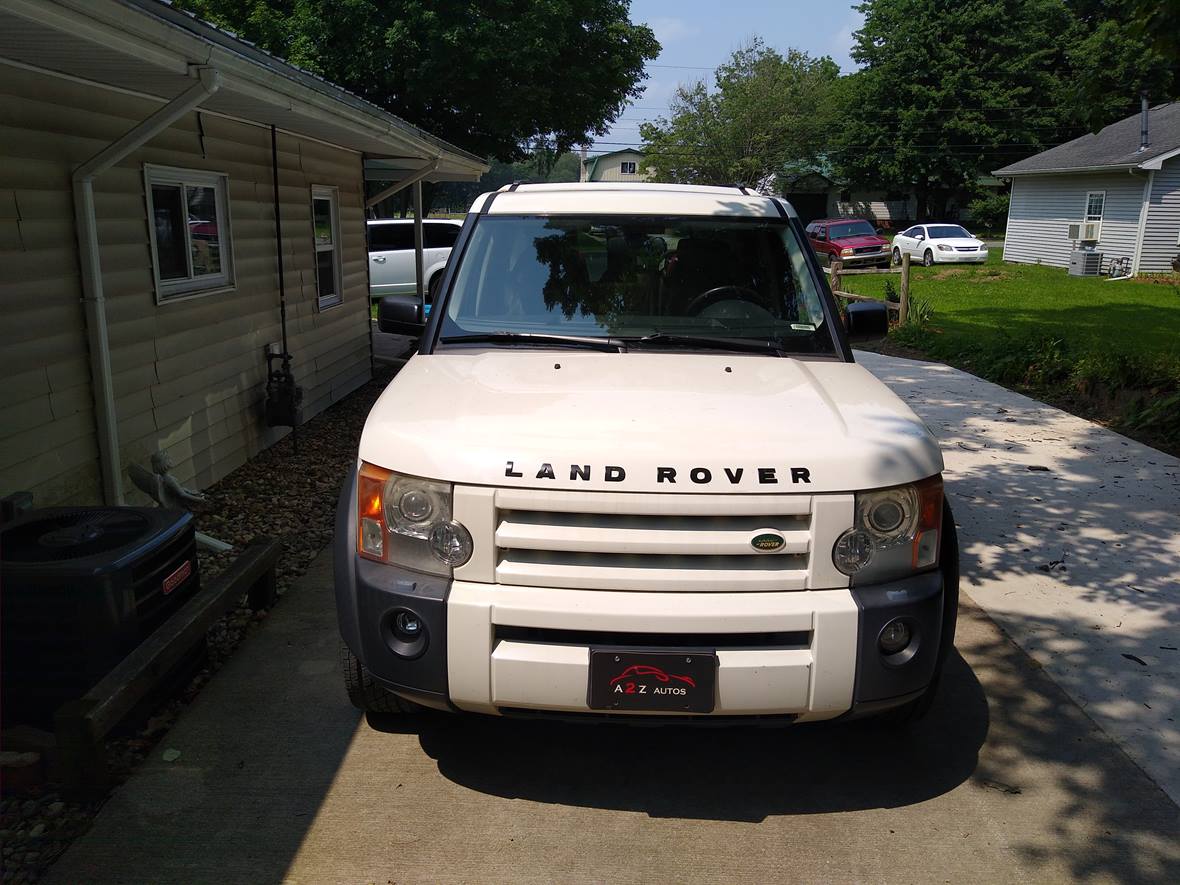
829,234 -> 888,248
359,352 -> 943,494
936,237 -> 985,248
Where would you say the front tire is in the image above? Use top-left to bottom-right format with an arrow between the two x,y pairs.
341,641 -> 415,714
891,247 -> 901,266
923,249 -> 934,267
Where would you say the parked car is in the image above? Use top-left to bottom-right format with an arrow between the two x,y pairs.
337,183 -> 960,727
891,224 -> 987,267
805,218 -> 891,269
367,218 -> 462,303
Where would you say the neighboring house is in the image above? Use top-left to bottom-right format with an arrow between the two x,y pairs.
781,171 -> 1002,227
0,0 -> 485,507
994,102 -> 1180,274
580,149 -> 652,182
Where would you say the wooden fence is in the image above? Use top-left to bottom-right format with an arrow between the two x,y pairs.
825,252 -> 911,324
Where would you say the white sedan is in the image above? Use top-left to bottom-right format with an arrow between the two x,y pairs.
891,224 -> 988,266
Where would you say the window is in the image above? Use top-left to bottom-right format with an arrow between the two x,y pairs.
839,189 -> 852,203
368,222 -> 415,252
620,161 -> 638,175
312,186 -> 342,309
145,165 -> 233,301
424,221 -> 461,249
1085,191 -> 1105,221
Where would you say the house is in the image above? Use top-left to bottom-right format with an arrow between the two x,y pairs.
0,0 -> 486,507
994,102 -> 1180,274
580,148 -> 652,182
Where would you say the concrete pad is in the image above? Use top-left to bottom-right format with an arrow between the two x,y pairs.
856,350 -> 1180,805
49,548 -> 1179,884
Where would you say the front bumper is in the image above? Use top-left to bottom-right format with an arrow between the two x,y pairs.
933,250 -> 988,263
836,250 -> 890,266
337,556 -> 946,721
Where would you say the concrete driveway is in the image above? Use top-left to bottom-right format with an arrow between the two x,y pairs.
48,353 -> 1180,884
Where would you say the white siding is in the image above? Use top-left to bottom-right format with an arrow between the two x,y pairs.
586,151 -> 650,182
1140,157 -> 1180,274
0,64 -> 372,505
1003,173 -> 1145,269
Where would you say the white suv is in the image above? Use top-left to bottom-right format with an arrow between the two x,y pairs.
338,183 -> 959,725
367,218 -> 462,301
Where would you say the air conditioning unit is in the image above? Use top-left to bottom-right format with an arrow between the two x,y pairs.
1069,249 -> 1103,276
1067,221 -> 1101,242
0,507 -> 200,726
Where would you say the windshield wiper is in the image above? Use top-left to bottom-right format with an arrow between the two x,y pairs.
622,333 -> 788,356
439,332 -> 624,352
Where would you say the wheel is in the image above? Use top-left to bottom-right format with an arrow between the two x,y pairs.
891,247 -> 901,266
427,272 -> 442,305
922,249 -> 934,267
341,641 -> 415,714
874,500 -> 960,727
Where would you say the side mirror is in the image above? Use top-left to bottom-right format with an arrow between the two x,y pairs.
844,301 -> 888,342
916,234 -> 925,241
378,295 -> 425,336
875,227 -> 883,235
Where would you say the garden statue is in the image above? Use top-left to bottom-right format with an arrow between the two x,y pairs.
129,451 -> 231,551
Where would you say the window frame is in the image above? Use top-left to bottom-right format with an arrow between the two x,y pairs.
311,184 -> 343,311
144,164 -> 235,304
619,161 -> 638,175
1084,191 -> 1106,222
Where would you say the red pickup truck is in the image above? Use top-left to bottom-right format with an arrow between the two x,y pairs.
805,218 -> 891,269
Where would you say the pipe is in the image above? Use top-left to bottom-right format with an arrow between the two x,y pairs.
364,158 -> 439,209
72,66 -> 221,504
1139,92 -> 1149,152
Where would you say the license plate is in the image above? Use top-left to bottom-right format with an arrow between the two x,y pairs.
588,650 -> 717,713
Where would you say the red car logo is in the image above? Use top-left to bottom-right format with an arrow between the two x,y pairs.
608,664 -> 696,689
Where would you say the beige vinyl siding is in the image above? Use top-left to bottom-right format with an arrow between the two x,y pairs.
1002,172 -> 1146,269
588,151 -> 649,182
829,191 -> 915,224
1140,158 -> 1180,274
0,63 -> 371,505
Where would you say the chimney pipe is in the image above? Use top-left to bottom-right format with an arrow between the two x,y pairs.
1139,91 -> 1149,151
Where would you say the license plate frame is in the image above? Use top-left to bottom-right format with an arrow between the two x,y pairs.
588,649 -> 717,713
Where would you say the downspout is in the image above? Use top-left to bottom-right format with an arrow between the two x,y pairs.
1131,168 -> 1154,275
72,66 -> 221,504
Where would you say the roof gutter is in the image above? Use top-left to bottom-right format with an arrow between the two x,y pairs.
72,65 -> 222,504
992,163 -> 1141,177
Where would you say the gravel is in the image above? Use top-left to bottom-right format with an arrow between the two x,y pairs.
0,366 -> 396,884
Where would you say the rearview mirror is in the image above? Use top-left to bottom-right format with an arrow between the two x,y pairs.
378,295 -> 425,336
844,301 -> 888,342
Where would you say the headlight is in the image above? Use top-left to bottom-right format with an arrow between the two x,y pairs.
936,244 -> 952,252
840,247 -> 854,256
357,463 -> 473,575
979,244 -> 988,251
832,476 -> 942,584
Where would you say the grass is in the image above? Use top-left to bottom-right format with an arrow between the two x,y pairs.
840,252 -> 1180,452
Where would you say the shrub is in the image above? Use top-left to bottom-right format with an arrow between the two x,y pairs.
968,193 -> 1010,232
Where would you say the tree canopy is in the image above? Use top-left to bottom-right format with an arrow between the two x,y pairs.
175,0 -> 659,161
638,40 -> 840,190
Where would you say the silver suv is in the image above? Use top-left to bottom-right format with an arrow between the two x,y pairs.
367,219 -> 462,302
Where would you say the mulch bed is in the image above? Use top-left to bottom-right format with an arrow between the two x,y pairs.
0,365 -> 396,884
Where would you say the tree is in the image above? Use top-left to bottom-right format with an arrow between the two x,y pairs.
639,40 -> 840,189
834,0 -> 1074,220
175,0 -> 659,161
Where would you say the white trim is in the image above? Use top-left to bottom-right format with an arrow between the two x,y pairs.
1131,170 -> 1154,274
1140,147 -> 1180,170
311,184 -> 343,310
144,163 -> 236,303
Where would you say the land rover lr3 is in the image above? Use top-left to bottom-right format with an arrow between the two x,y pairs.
336,183 -> 959,724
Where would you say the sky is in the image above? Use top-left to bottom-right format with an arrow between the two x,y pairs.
593,0 -> 864,154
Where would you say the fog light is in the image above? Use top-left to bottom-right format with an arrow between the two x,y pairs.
394,610 -> 422,638
878,619 -> 912,655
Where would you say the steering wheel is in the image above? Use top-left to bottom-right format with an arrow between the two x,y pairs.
686,285 -> 770,316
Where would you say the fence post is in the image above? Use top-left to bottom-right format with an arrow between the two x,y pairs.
899,253 -> 911,324
830,258 -> 842,294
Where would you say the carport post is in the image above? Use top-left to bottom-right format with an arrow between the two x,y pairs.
413,180 -> 425,304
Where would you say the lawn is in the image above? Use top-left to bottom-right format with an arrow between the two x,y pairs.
839,252 -> 1180,453
839,252 -> 1180,363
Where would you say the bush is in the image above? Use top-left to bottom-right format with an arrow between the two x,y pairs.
968,193 -> 1010,232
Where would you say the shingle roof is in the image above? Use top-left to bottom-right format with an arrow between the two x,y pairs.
994,102 -> 1180,176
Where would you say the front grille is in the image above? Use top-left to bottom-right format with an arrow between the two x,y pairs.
495,625 -> 811,649
492,489 -> 812,592
852,245 -> 882,254
954,246 -> 978,252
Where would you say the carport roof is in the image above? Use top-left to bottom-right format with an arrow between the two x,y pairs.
993,102 -> 1180,176
0,0 -> 488,182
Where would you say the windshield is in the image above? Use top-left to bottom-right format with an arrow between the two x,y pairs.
440,215 -> 835,355
826,221 -> 877,239
927,225 -> 971,239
